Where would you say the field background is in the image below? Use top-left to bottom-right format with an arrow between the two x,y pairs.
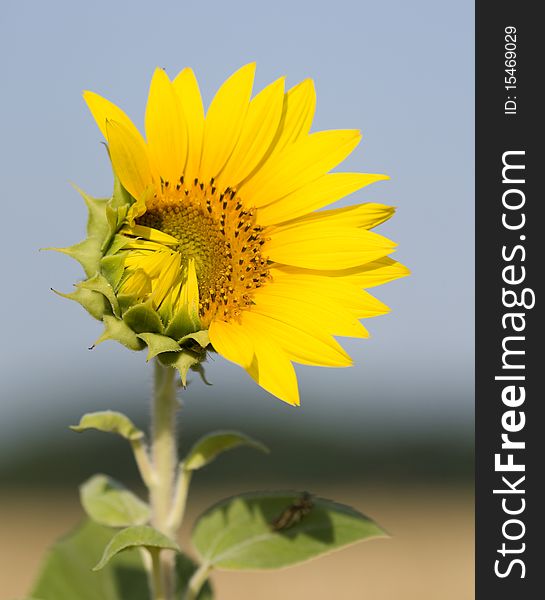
0,403 -> 473,599
1,485 -> 473,600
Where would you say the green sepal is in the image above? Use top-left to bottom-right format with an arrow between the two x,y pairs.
105,234 -> 130,256
45,187 -> 110,278
101,156 -> 131,249
70,410 -> 144,441
46,238 -> 102,280
104,204 -> 129,252
165,307 -> 201,340
78,273 -> 120,317
93,526 -> 180,571
67,186 -> 111,276
137,332 -> 181,361
73,184 -> 110,242
158,350 -> 201,386
123,302 -> 164,334
192,492 -> 386,571
179,330 -> 210,348
80,474 -> 150,527
184,431 -> 269,471
111,168 -> 133,209
94,316 -> 145,351
100,254 -> 127,290
52,286 -> 111,321
189,362 -> 213,386
117,293 -> 141,316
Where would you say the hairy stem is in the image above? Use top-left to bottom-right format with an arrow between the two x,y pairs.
130,437 -> 155,489
150,548 -> 167,600
150,360 -> 179,600
168,466 -> 192,532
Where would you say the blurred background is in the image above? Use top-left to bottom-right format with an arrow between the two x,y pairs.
0,0 -> 474,598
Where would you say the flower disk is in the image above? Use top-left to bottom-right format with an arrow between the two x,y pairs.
131,179 -> 270,326
60,63 -> 409,406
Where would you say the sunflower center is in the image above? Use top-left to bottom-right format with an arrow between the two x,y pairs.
136,179 -> 270,324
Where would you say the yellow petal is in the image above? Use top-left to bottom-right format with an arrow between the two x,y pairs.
151,252 -> 181,308
145,68 -> 188,185
162,278 -> 184,322
120,224 -> 179,245
209,319 -> 255,368
127,186 -> 154,226
172,68 -> 205,185
254,286 -> 369,338
120,268 -> 152,298
83,91 -> 142,142
106,119 -> 154,201
200,63 -> 255,183
257,173 -> 389,226
269,268 -> 391,317
121,239 -> 170,252
278,258 -> 411,289
124,251 -> 171,278
243,310 -> 352,369
240,130 -> 361,208
178,258 -> 200,322
252,287 -> 359,347
240,312 -> 300,406
344,258 -> 411,288
270,202 -> 395,233
218,77 -> 285,187
269,79 -> 316,156
267,222 -> 396,270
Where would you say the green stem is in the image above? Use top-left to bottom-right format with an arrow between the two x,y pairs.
185,563 -> 211,600
130,437 -> 155,488
168,466 -> 192,532
150,548 -> 167,600
150,360 -> 179,600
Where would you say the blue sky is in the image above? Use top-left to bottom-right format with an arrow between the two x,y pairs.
0,0 -> 474,444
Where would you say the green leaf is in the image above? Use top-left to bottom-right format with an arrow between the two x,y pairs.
95,315 -> 145,351
192,492 -> 386,570
70,410 -> 144,441
30,520 -> 149,600
124,303 -> 164,334
30,520 -> 213,600
138,332 -> 182,361
184,431 -> 268,471
80,474 -> 150,527
93,526 -> 180,571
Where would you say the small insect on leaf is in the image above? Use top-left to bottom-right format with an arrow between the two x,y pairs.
270,492 -> 314,531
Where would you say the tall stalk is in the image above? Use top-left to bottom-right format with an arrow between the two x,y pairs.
149,360 -> 179,600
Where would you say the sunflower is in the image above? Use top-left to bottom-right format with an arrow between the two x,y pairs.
62,63 -> 408,406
